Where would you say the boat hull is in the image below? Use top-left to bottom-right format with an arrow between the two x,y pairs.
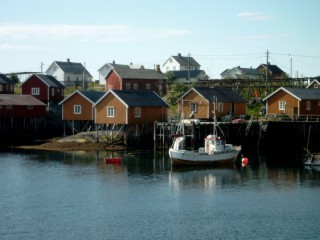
169,148 -> 240,166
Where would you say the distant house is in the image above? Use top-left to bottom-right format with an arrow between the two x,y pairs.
0,74 -> 14,94
166,70 -> 209,84
306,79 -> 320,89
257,63 -> 286,79
105,64 -> 167,96
21,74 -> 65,104
93,90 -> 169,125
221,66 -> 264,80
46,58 -> 93,87
98,61 -> 144,85
263,87 -> 320,117
178,87 -> 247,120
0,94 -> 46,119
163,53 -> 200,72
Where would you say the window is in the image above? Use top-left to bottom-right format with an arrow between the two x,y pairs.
279,101 -> 286,110
146,83 -> 151,90
133,83 -> 138,90
51,88 -> 55,96
74,105 -> 81,114
27,106 -> 33,110
318,101 -> 320,107
190,103 -> 197,113
126,83 -> 130,90
6,105 -> 12,110
306,101 -> 311,111
31,88 -> 40,95
134,107 -> 141,117
107,106 -> 114,117
0,85 -> 2,92
218,102 -> 223,112
314,84 -> 318,88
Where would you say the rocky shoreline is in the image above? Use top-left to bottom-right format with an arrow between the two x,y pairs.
16,132 -> 127,151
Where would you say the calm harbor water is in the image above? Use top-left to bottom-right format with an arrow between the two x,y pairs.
0,149 -> 319,240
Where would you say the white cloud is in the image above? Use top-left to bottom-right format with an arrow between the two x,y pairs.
0,43 -> 47,51
0,23 -> 190,45
237,12 -> 273,21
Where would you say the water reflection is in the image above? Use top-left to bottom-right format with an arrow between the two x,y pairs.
169,167 -> 242,191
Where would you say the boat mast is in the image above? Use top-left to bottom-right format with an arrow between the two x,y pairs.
212,96 -> 217,136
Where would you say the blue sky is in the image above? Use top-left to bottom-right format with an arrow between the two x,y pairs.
1,0 -> 320,80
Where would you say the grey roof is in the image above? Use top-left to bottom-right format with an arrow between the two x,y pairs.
258,64 -> 285,74
238,67 -> 264,76
112,90 -> 169,107
55,61 -> 92,77
79,91 -> 105,103
111,66 -> 167,80
193,87 -> 247,103
36,74 -> 65,88
284,87 -> 320,100
0,74 -> 14,84
172,54 -> 200,67
168,70 -> 207,78
0,94 -> 46,106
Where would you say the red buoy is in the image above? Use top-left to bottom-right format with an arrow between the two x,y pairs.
241,157 -> 249,166
105,157 -> 122,164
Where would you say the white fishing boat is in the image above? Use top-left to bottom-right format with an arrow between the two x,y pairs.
304,152 -> 320,167
169,114 -> 241,166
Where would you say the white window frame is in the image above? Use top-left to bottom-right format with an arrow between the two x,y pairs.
31,87 -> 40,95
146,83 -> 151,90
74,105 -> 81,114
217,102 -> 223,112
133,83 -> 138,90
6,105 -> 12,110
190,103 -> 197,113
279,101 -> 286,110
27,106 -> 33,110
306,101 -> 311,111
51,88 -> 55,96
134,107 -> 141,117
125,83 -> 130,90
107,106 -> 114,117
314,84 -> 318,88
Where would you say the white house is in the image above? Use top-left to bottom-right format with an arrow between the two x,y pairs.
162,53 -> 200,73
221,66 -> 264,80
46,58 -> 93,87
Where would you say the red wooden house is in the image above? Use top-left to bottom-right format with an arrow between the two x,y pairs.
21,74 -> 65,104
0,74 -> 14,94
105,63 -> 167,96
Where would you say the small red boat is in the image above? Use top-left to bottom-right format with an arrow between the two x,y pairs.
105,157 -> 123,164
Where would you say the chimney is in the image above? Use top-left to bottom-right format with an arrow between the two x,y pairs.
112,60 -> 115,64
178,53 -> 181,57
155,64 -> 161,72
67,58 -> 70,62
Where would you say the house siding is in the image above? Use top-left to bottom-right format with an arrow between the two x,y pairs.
267,91 -> 299,115
95,94 -> 127,124
0,105 -> 46,118
179,89 -> 247,119
22,76 -> 49,101
62,92 -> 94,120
105,71 -> 121,91
0,84 -> 14,94
127,106 -> 167,124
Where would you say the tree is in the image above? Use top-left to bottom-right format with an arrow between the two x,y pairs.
9,73 -> 20,84
166,83 -> 190,105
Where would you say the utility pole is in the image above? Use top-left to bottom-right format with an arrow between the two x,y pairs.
266,50 -> 269,94
41,62 -> 44,73
83,62 -> 86,90
187,53 -> 190,85
290,57 -> 292,78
